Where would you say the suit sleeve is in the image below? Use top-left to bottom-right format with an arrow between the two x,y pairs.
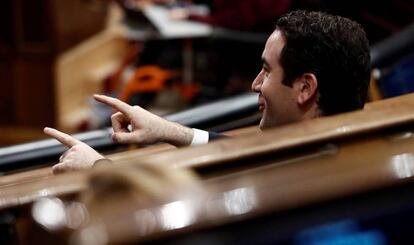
191,129 -> 227,145
208,131 -> 227,141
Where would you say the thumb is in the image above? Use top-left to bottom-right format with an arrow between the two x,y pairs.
52,163 -> 67,174
112,132 -> 140,144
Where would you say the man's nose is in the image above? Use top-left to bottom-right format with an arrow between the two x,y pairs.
251,71 -> 263,92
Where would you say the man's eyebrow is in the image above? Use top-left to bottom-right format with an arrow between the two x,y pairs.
262,58 -> 271,70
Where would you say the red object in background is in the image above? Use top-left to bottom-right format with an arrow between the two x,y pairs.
104,42 -> 142,93
174,82 -> 200,101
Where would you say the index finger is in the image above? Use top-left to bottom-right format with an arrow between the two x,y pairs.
44,127 -> 83,148
94,94 -> 132,115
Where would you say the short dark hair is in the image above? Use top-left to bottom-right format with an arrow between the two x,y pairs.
276,10 -> 371,115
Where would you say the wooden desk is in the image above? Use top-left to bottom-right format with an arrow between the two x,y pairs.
2,93 -> 414,211
51,128 -> 414,244
0,126 -> 258,189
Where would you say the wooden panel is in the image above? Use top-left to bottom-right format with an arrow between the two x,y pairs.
0,167 -> 52,188
0,0 -> 108,133
0,126 -> 258,188
113,93 -> 414,171
13,0 -> 51,54
14,55 -> 55,127
0,0 -> 13,54
0,126 -> 47,147
13,0 -> 107,54
0,60 -> 15,124
55,31 -> 129,131
31,128 -> 414,243
0,0 -> 14,125
49,0 -> 107,53
2,93 -> 414,210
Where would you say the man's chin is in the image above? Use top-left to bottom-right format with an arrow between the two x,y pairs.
258,118 -> 267,130
259,117 -> 281,130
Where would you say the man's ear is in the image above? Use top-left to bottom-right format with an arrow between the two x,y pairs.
296,73 -> 318,105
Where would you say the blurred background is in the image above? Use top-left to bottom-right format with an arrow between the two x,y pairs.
0,0 -> 413,146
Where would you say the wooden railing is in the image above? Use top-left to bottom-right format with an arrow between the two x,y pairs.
1,93 -> 414,212
25,119 -> 414,244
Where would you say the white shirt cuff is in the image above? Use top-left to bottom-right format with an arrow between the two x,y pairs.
190,128 -> 209,145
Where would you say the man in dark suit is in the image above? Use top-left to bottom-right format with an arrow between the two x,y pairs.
45,10 -> 371,173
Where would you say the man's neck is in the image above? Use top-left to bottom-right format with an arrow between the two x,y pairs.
302,104 -> 322,121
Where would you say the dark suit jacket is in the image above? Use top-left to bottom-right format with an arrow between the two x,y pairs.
208,131 -> 227,141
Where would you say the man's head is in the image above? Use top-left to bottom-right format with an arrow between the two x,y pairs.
252,10 -> 371,129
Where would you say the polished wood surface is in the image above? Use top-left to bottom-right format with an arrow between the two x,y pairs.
1,94 -> 414,210
66,129 -> 414,244
0,126 -> 259,188
0,144 -> 172,191
0,167 -> 52,188
114,92 -> 414,171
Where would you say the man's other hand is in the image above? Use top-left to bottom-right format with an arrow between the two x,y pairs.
44,127 -> 105,174
94,94 -> 193,147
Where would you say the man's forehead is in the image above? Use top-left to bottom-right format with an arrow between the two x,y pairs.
262,30 -> 285,64
270,29 -> 283,40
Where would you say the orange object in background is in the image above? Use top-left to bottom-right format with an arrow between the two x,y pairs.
119,65 -> 175,102
174,82 -> 200,101
104,42 -> 142,93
